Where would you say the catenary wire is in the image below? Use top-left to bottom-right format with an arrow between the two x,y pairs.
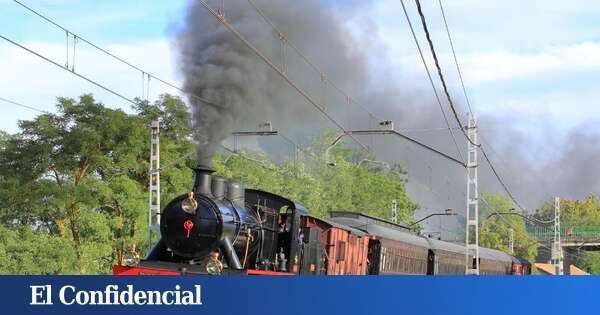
437,0 -> 473,114
396,0 -> 464,162
0,96 -> 50,114
248,0 -> 465,164
11,0 -> 364,158
14,0 -> 523,223
0,35 -> 138,106
409,0 -> 527,212
481,196 -> 585,262
15,0 -> 467,173
198,0 -> 371,151
12,0 -> 217,107
412,0 -> 477,147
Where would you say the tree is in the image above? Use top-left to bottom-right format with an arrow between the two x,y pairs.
533,194 -> 600,274
211,132 -> 417,223
479,193 -> 538,263
0,94 -> 195,274
0,93 -> 417,274
533,193 -> 600,227
576,252 -> 600,274
0,225 -> 77,274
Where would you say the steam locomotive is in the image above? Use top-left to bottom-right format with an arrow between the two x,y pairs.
113,167 -> 531,276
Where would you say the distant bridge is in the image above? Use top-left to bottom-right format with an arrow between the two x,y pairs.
527,225 -> 600,247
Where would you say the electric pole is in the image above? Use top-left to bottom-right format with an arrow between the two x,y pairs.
148,120 -> 161,250
465,113 -> 479,275
391,199 -> 398,224
508,227 -> 514,255
552,197 -> 564,275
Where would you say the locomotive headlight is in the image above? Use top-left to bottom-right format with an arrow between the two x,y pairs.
181,192 -> 198,214
206,252 -> 223,275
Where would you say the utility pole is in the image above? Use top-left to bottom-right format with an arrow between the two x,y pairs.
148,120 -> 161,251
391,199 -> 398,224
465,113 -> 479,275
508,227 -> 514,255
552,197 -> 564,275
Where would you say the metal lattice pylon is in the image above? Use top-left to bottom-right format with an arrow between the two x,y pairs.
391,199 -> 398,224
508,227 -> 514,255
148,120 -> 161,250
552,197 -> 564,275
465,113 -> 479,275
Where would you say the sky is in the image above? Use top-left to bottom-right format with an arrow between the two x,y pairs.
375,0 -> 600,133
2,0 -> 598,134
3,0 -> 600,134
2,0 -> 600,235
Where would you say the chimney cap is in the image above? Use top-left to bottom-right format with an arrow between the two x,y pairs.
192,165 -> 215,174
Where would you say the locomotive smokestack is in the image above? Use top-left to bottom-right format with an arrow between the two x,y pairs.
192,165 -> 215,197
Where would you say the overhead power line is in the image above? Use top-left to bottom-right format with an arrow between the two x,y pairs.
397,0 -> 464,163
9,1 -> 376,169
249,0 -> 466,165
12,0 -> 216,107
480,147 -> 526,212
481,196 -> 585,262
412,0 -> 477,148
246,0 -> 384,123
478,133 -> 525,212
0,35 -> 138,106
197,0 -> 371,152
0,96 -> 50,114
409,0 -> 527,212
243,0 -> 467,168
437,0 -> 473,114
15,0 -> 466,172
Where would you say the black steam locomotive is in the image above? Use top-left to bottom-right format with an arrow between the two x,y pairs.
114,167 -> 531,276
132,167 -> 308,275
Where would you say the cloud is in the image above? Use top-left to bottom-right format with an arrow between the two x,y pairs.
0,39 -> 178,133
461,42 -> 600,84
386,41 -> 600,87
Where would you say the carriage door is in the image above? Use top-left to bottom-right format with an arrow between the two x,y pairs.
367,239 -> 381,275
426,249 -> 435,275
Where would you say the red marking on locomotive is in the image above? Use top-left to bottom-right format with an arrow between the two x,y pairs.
183,220 -> 194,238
113,265 -> 181,276
245,269 -> 294,276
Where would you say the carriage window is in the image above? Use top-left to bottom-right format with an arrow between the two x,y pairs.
336,241 -> 346,262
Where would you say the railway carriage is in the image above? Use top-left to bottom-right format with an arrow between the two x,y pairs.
426,239 -> 466,275
301,216 -> 370,275
328,211 -> 429,275
479,248 -> 513,275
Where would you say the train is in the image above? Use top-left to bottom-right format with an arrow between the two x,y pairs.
113,167 -> 531,276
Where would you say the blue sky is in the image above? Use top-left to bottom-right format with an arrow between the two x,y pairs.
2,0 -> 600,135
0,0 -> 189,131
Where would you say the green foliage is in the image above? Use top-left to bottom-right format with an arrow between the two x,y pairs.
212,132 -> 416,222
479,193 -> 538,263
0,94 -> 194,274
534,194 -> 600,274
534,193 -> 600,226
0,225 -> 77,274
576,252 -> 600,274
0,93 -> 416,274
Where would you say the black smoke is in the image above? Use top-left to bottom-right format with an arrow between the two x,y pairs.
175,0 -> 600,224
176,0 -> 373,167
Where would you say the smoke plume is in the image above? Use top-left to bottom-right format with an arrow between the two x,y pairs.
176,0 -> 600,223
177,0 -> 372,167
